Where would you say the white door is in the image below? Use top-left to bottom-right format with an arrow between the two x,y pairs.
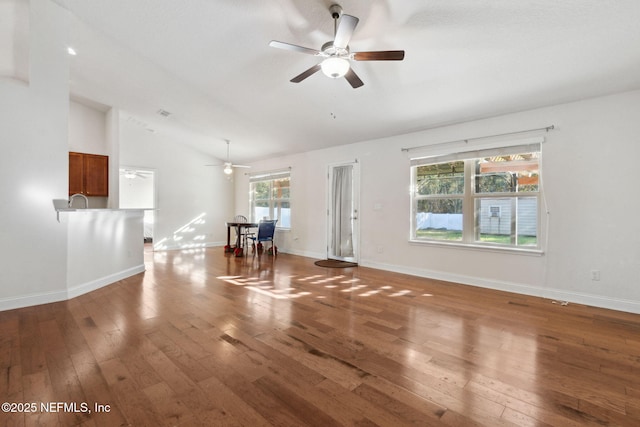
119,167 -> 156,242
327,161 -> 359,263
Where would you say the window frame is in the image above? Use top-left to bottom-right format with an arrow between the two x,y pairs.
410,140 -> 543,253
249,169 -> 291,229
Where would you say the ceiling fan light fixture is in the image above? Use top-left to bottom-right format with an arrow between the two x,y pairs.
321,57 -> 350,78
223,164 -> 233,175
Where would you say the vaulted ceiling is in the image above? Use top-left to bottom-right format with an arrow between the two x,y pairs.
48,0 -> 640,163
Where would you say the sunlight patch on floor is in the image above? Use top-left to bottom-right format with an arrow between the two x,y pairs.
214,268 -> 425,302
390,290 -> 411,297
341,284 -> 368,292
297,274 -> 324,282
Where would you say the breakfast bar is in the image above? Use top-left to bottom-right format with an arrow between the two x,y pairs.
54,205 -> 146,299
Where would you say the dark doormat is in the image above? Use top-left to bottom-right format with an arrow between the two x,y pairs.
314,259 -> 358,268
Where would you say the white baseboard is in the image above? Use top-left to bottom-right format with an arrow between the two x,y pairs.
359,259 -> 640,315
67,264 -> 146,299
153,241 -> 225,251
147,245 -> 640,314
0,264 -> 146,312
0,289 -> 69,312
278,248 -> 325,259
8,250 -> 634,315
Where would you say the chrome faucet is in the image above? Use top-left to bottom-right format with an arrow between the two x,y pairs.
69,193 -> 89,209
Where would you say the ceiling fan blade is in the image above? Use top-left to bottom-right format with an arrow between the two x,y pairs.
333,14 -> 359,49
344,68 -> 364,89
353,50 -> 405,61
291,64 -> 321,83
232,164 -> 251,169
269,40 -> 321,56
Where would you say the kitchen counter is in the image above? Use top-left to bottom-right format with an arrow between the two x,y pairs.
53,199 -> 151,214
54,199 -> 150,221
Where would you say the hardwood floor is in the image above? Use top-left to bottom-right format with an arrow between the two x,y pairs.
2,247 -> 640,426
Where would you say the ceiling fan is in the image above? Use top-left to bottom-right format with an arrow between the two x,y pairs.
120,169 -> 147,179
269,3 -> 405,88
207,140 -> 250,175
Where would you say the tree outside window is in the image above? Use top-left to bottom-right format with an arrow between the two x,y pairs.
411,143 -> 541,249
249,171 -> 290,228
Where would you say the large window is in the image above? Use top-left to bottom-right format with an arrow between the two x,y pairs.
411,142 -> 541,249
249,170 -> 290,228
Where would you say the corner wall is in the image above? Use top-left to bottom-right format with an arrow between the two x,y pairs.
0,0 -> 70,310
236,90 -> 640,314
119,117 -> 234,251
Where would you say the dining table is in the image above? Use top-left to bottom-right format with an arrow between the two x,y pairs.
225,221 -> 258,253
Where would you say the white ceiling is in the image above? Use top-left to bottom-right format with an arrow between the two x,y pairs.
50,0 -> 640,163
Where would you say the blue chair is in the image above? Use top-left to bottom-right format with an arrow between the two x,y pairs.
248,219 -> 278,255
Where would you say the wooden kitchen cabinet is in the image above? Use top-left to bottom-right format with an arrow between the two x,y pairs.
68,152 -> 84,195
69,152 -> 109,197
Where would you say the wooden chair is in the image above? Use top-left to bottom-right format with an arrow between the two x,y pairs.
233,215 -> 249,249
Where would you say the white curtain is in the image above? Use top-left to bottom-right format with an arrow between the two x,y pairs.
331,165 -> 353,258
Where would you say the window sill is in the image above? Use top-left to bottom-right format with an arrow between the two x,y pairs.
409,239 -> 544,256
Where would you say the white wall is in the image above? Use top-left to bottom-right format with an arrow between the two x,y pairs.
236,90 -> 640,314
66,210 -> 145,297
68,100 -> 107,154
68,101 -> 230,248
68,99 -> 109,208
0,3 -> 146,311
2,2 -> 637,316
119,170 -> 155,208
0,0 -> 29,81
119,117 -> 234,251
0,0 -> 70,309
